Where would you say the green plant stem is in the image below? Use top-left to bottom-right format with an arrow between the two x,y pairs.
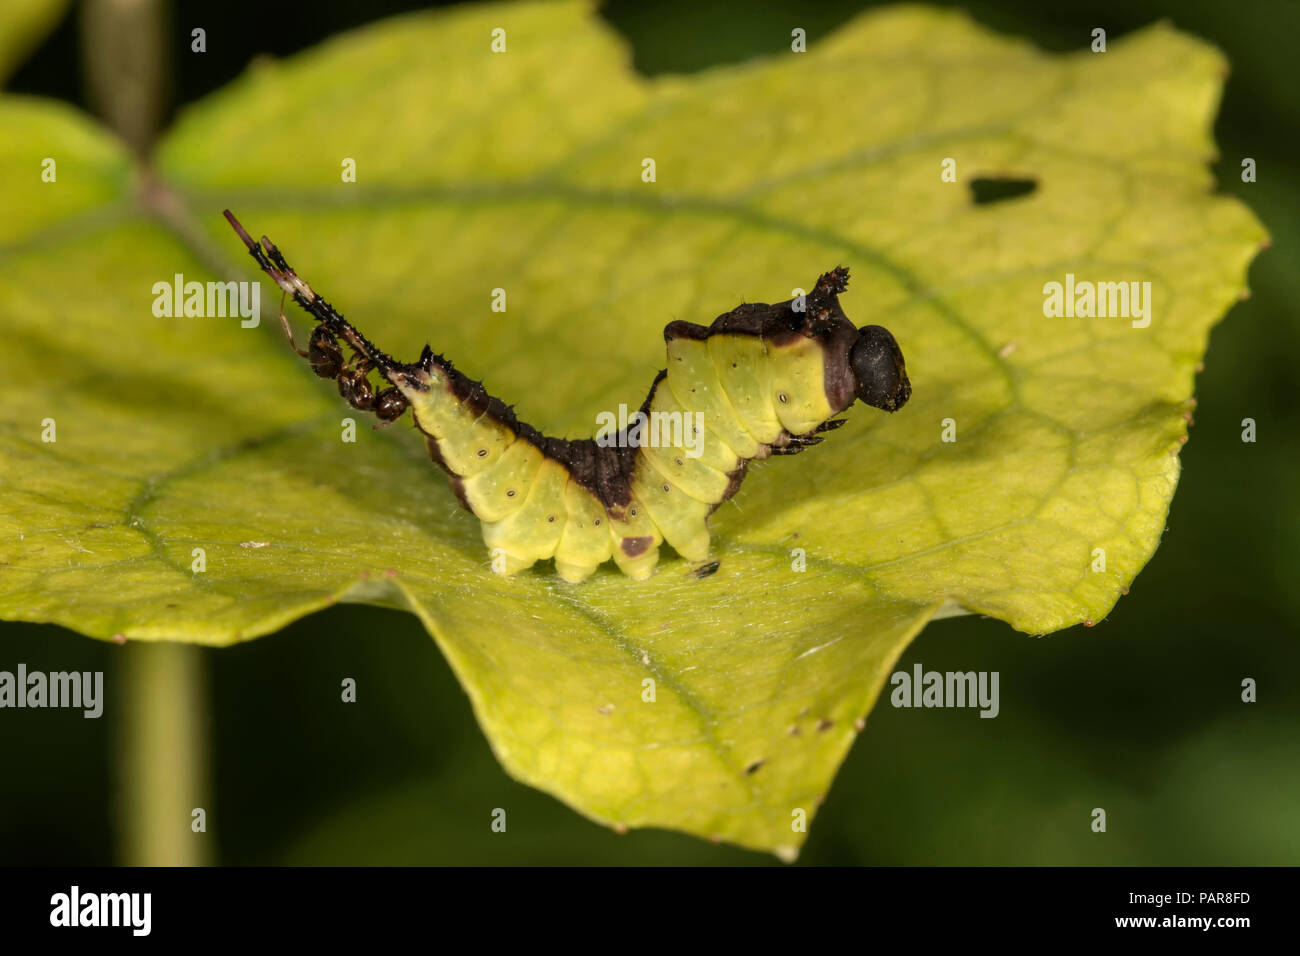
81,0 -> 206,865
118,643 -> 211,865
79,0 -> 169,157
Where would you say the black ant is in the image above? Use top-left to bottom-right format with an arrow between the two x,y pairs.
278,301 -> 408,423
335,352 -> 408,422
280,314 -> 344,379
228,210 -> 411,426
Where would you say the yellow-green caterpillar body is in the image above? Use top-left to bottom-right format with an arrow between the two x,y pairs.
225,211 -> 911,582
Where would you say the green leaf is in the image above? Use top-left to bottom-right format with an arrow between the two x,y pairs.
0,0 -> 67,83
0,2 -> 1266,856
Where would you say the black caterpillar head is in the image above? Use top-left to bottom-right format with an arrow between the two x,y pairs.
850,325 -> 911,412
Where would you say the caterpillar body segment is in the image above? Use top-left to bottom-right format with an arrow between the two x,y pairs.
663,333 -> 761,460
554,474 -> 615,583
224,212 -> 911,582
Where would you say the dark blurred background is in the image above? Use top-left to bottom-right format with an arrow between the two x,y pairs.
1,0 -> 1296,864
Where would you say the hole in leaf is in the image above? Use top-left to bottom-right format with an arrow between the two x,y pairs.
969,176 -> 1038,205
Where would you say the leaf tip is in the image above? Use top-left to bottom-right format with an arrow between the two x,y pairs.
774,845 -> 800,864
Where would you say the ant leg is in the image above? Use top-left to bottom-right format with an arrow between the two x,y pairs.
276,291 -> 311,358
345,353 -> 373,375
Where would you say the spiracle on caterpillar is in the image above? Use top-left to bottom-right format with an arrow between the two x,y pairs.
223,210 -> 911,582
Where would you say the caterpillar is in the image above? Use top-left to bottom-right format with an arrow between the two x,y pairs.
223,211 -> 911,582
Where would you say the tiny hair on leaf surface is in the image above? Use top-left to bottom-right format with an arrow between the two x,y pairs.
0,1 -> 1266,856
